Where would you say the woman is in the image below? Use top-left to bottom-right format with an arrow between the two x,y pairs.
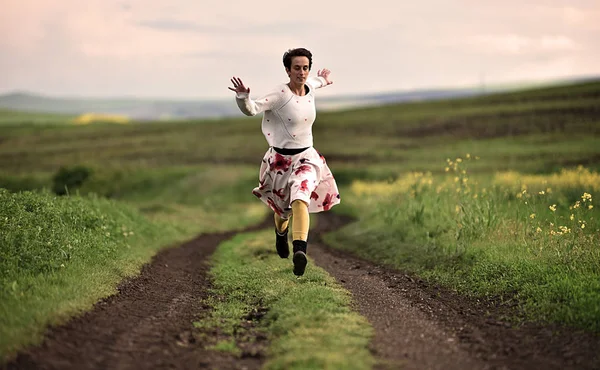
229,47 -> 340,276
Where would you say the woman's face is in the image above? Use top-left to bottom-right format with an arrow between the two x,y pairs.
287,56 -> 310,84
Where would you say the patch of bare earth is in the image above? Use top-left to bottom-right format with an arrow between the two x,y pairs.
309,212 -> 600,370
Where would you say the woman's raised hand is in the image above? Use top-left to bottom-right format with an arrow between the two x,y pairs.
228,77 -> 250,94
317,69 -> 333,85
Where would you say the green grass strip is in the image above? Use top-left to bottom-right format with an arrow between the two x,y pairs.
204,230 -> 375,370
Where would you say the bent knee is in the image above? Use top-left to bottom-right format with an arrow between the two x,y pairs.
291,199 -> 308,208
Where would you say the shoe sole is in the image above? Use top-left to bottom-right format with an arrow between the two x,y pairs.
293,251 -> 307,276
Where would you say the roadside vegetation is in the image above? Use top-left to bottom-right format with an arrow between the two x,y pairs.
328,157 -> 599,331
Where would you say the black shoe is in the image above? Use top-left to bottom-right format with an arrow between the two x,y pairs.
292,240 -> 308,276
275,228 -> 290,258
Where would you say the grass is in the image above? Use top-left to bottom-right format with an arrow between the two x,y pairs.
0,189 -> 189,361
326,158 -> 600,331
198,230 -> 374,370
0,109 -> 74,125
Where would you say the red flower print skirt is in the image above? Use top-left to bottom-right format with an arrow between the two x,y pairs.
252,147 -> 341,219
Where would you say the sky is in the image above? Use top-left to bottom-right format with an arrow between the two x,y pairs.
1,0 -> 599,100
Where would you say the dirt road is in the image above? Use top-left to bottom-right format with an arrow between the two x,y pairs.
4,214 -> 599,370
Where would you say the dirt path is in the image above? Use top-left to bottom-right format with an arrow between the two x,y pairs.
310,213 -> 600,370
4,220 -> 270,370
4,213 -> 599,370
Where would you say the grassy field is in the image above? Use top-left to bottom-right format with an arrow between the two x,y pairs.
0,79 -> 599,361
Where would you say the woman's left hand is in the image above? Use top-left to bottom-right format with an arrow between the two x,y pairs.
318,69 -> 333,85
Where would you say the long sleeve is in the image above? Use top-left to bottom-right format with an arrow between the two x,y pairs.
235,88 -> 283,116
306,76 -> 328,91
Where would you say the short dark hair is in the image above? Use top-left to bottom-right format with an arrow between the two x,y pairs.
283,48 -> 313,71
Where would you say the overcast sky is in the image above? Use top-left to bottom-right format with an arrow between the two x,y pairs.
1,0 -> 599,99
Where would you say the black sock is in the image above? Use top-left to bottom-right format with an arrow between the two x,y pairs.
292,240 -> 307,254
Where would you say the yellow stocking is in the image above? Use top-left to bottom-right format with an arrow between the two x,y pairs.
274,213 -> 289,234
291,200 -> 309,241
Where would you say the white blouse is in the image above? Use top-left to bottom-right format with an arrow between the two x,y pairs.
235,76 -> 328,149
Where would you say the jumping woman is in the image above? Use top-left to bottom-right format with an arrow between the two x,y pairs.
229,47 -> 341,276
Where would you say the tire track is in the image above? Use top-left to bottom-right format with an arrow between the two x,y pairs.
310,212 -> 600,370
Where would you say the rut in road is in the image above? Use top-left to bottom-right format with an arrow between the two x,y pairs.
310,212 -> 600,370
5,219 -> 271,370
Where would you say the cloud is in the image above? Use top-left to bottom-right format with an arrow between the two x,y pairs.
137,19 -> 223,32
470,34 -> 579,55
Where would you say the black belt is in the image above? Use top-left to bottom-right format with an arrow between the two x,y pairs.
273,147 -> 309,155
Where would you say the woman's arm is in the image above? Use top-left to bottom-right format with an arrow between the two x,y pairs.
306,69 -> 334,91
229,77 -> 282,116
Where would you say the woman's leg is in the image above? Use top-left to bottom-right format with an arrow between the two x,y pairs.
291,199 -> 309,276
274,213 -> 290,258
291,200 -> 309,241
274,213 -> 289,234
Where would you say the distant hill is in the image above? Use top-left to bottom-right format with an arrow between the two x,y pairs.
1,76 -> 598,121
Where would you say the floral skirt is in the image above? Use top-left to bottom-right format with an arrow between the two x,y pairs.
252,147 -> 341,219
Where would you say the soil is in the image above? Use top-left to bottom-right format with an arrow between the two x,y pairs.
4,213 -> 600,370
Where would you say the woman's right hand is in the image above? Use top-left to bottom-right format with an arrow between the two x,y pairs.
228,77 -> 250,94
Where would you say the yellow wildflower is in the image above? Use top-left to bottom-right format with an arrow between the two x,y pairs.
581,224 -> 586,229
570,214 -> 575,221
536,227 -> 542,233
589,205 -> 594,210
559,226 -> 570,234
466,153 -> 471,159
456,158 -> 463,163
445,167 -> 450,172
549,204 -> 557,212
582,192 -> 592,202
538,190 -> 545,195
530,213 -> 536,219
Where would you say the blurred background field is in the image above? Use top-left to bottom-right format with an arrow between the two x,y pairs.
1,79 -> 599,359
